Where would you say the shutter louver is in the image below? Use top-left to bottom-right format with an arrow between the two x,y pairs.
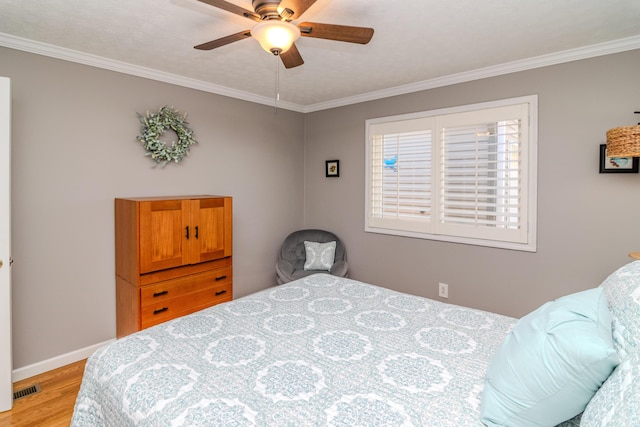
440,120 -> 521,229
371,130 -> 431,223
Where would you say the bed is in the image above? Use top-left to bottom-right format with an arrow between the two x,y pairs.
71,263 -> 640,426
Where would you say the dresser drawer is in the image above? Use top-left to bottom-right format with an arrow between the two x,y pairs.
140,267 -> 232,329
140,266 -> 232,306
140,283 -> 232,328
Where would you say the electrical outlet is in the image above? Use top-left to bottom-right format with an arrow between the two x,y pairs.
438,282 -> 449,298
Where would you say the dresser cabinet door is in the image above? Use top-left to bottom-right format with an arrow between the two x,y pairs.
139,199 -> 190,274
189,198 -> 232,264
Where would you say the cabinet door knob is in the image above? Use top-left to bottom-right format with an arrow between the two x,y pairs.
153,307 -> 169,315
185,226 -> 189,239
215,275 -> 227,281
215,290 -> 227,296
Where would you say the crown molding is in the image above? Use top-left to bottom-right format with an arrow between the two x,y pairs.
302,35 -> 640,113
1,32 -> 639,114
0,32 -> 304,113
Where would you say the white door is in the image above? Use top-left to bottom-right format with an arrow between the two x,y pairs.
0,76 -> 12,412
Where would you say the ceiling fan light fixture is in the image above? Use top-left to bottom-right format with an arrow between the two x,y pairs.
251,20 -> 300,55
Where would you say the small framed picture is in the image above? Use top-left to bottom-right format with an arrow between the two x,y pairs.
599,144 -> 639,173
326,160 -> 339,177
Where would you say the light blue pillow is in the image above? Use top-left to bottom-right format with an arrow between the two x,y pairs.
303,241 -> 336,271
480,287 -> 619,427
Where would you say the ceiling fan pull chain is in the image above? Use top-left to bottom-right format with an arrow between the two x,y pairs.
274,54 -> 280,114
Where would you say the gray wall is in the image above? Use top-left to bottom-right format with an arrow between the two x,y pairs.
1,46 -> 305,369
304,49 -> 640,318
2,45 -> 639,371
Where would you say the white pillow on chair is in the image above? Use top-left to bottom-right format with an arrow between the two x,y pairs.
303,241 -> 336,271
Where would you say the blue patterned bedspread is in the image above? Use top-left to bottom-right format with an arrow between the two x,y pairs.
72,274 -> 517,426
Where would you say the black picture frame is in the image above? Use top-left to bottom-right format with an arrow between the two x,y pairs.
599,144 -> 639,174
326,160 -> 339,177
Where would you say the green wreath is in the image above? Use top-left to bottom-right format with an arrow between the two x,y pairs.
136,106 -> 197,166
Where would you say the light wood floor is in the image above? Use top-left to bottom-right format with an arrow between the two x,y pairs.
0,359 -> 86,427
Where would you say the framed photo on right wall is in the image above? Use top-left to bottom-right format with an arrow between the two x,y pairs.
599,144 -> 639,173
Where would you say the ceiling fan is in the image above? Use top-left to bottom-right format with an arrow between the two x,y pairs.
194,0 -> 374,69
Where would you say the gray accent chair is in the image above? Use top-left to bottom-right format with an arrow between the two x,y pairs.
275,229 -> 348,285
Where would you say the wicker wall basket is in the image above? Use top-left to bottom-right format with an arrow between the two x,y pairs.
606,125 -> 640,157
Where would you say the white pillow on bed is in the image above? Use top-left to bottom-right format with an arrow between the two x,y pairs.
580,260 -> 640,426
303,241 -> 336,271
598,260 -> 640,358
580,353 -> 640,426
480,287 -> 619,427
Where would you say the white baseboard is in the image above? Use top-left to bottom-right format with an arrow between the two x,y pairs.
12,339 -> 115,382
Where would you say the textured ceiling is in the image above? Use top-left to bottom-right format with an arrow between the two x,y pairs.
1,0 -> 640,111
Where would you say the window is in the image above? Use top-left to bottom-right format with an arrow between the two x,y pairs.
365,96 -> 537,251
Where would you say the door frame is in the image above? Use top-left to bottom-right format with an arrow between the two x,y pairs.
0,76 -> 13,412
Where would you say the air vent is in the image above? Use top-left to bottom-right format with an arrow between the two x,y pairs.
13,383 -> 41,401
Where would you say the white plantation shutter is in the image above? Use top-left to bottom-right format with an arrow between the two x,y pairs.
368,117 -> 434,234
366,96 -> 537,251
436,104 -> 529,244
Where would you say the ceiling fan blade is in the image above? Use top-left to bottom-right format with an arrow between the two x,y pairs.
194,30 -> 252,50
197,0 -> 260,21
280,43 -> 304,69
278,0 -> 318,20
298,22 -> 374,44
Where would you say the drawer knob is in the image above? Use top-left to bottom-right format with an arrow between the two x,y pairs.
153,290 -> 168,297
215,290 -> 227,296
153,307 -> 169,315
215,275 -> 227,281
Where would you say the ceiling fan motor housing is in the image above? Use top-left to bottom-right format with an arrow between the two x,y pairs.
252,0 -> 288,20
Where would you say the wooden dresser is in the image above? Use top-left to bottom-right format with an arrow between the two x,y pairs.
115,195 -> 232,337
